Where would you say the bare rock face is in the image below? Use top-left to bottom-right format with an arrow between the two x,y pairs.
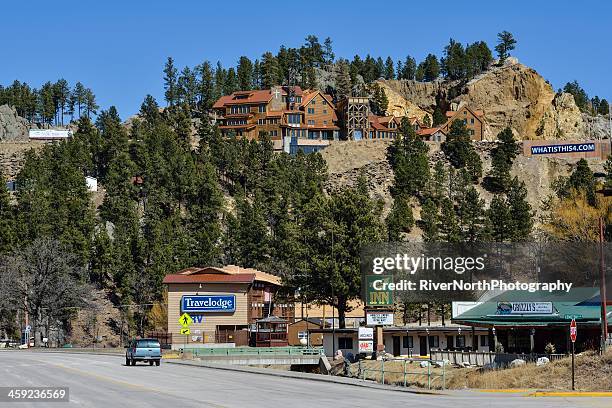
454,62 -> 556,139
378,61 -> 595,141
376,81 -> 430,121
0,104 -> 29,142
537,92 -> 585,140
377,79 -> 446,112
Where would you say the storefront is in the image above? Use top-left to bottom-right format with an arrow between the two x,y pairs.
452,289 -> 612,354
313,325 -> 490,358
163,265 -> 294,349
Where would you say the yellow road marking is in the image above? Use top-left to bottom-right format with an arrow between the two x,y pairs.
528,391 -> 612,397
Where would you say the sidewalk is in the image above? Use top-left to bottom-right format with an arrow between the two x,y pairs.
166,359 -> 442,395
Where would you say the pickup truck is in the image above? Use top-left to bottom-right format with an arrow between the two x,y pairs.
125,338 -> 161,366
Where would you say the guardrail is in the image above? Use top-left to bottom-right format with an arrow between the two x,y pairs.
431,350 -> 567,366
181,346 -> 324,357
354,358 -> 446,390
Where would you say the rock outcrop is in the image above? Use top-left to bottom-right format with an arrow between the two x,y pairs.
378,59 -> 605,141
0,104 -> 29,142
376,81 -> 431,121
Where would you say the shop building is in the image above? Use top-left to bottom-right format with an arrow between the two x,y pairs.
452,289 -> 612,354
163,265 -> 293,349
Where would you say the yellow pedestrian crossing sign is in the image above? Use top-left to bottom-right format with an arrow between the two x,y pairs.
180,327 -> 190,335
179,312 -> 193,327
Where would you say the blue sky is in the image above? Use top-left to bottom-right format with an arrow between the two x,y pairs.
1,0 -> 610,118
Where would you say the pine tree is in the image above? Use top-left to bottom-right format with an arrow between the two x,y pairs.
386,195 -> 414,241
507,177 -> 533,240
72,82 -> 87,118
488,195 -> 512,241
0,167 -> 14,253
198,61 -> 214,110
335,59 -> 352,99
84,88 -> 98,119
387,117 -> 430,198
442,120 -> 482,181
485,127 -> 518,192
423,54 -> 440,81
369,83 -> 388,115
432,106 -> 446,126
402,56 -> 417,80
237,56 -> 254,90
420,198 -> 439,242
495,31 -> 516,64
323,37 -> 335,64
422,114 -> 431,128
163,57 -> 179,106
457,186 -> 485,242
53,79 -> 70,126
441,39 -> 466,80
439,197 -> 460,243
384,57 -> 395,80
260,52 -> 279,89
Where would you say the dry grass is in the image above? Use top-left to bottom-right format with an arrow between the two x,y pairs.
446,350 -> 612,391
349,360 -> 451,389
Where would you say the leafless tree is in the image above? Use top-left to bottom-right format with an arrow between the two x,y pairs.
4,238 -> 92,346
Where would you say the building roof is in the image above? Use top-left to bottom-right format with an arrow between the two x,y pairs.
452,288 -> 612,327
417,127 -> 446,136
162,273 -> 255,284
213,86 -> 305,109
171,265 -> 282,286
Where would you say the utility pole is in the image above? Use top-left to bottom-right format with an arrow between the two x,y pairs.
599,218 -> 608,353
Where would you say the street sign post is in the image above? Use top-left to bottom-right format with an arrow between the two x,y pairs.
179,313 -> 193,327
570,319 -> 577,390
179,313 -> 193,350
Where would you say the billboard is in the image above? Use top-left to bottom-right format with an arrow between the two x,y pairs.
496,301 -> 553,315
181,295 -> 236,313
366,311 -> 394,326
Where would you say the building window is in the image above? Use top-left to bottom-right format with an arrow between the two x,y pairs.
258,119 -> 265,125
307,119 -> 315,126
470,129 -> 475,135
338,337 -> 353,349
480,335 -> 489,347
470,118 -> 475,124
323,120 -> 327,125
428,336 -> 439,348
259,104 -> 266,113
310,99 -> 316,105
287,114 -> 301,124
456,335 -> 466,348
463,119 -> 467,125
308,108 -> 315,114
403,336 -> 413,349
464,110 -> 467,115
296,96 -> 302,103
298,331 -> 308,340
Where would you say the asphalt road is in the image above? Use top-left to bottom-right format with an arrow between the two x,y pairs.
0,351 -> 609,408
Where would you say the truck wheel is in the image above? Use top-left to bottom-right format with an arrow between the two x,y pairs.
131,358 -> 136,366
155,360 -> 160,366
149,361 -> 153,366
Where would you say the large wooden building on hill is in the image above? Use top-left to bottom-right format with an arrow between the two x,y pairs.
212,85 -> 339,154
213,86 -> 487,153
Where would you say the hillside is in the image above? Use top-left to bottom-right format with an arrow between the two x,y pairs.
321,139 -> 604,236
378,58 -> 608,141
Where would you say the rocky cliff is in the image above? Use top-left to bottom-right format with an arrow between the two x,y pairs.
0,104 -> 29,142
379,59 -> 606,141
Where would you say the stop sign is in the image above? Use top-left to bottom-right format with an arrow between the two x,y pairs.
570,319 -> 577,343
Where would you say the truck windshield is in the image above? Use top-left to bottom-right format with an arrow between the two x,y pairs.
136,340 -> 160,348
